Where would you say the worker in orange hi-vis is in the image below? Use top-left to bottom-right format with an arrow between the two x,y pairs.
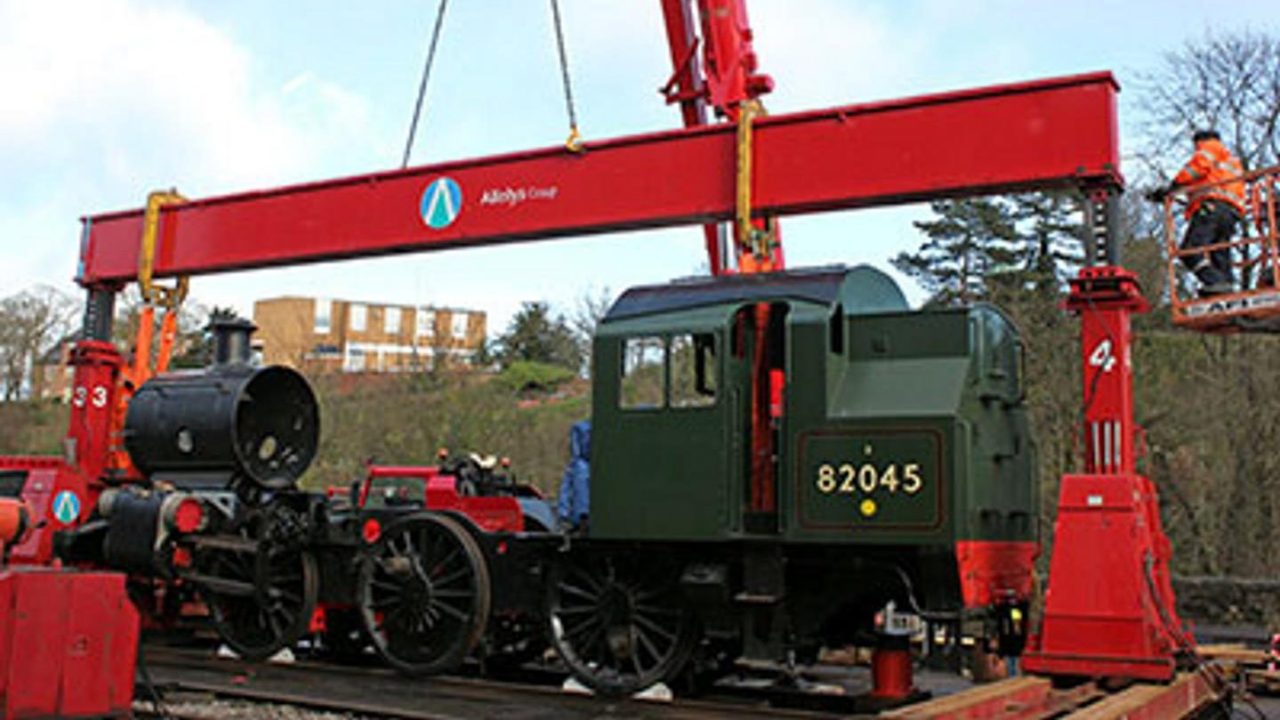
1148,129 -> 1246,297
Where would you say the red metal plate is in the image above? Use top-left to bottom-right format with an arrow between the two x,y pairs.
0,570 -> 138,718
78,72 -> 1120,285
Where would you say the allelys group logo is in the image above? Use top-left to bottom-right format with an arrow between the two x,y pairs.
420,176 -> 462,230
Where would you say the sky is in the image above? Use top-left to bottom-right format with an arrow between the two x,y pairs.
1,0 -> 1277,333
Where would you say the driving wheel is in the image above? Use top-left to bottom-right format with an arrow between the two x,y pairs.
357,513 -> 491,675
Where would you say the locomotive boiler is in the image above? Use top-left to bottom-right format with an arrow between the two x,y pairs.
544,265 -> 1038,695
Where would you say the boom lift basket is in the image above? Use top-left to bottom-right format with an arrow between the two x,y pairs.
1165,165 -> 1280,333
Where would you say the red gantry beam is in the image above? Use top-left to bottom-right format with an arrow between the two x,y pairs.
77,72 -> 1120,286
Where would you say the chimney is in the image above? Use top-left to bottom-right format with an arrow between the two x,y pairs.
209,317 -> 257,367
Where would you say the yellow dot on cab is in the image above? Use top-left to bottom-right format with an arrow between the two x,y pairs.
860,498 -> 877,517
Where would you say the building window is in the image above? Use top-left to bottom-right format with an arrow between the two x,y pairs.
451,312 -> 468,340
310,344 -> 340,359
314,299 -> 332,334
416,309 -> 435,339
350,303 -> 367,332
344,348 -> 365,372
620,336 -> 665,409
384,306 -> 401,334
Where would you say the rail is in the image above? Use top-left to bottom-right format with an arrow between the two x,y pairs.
139,643 -> 1239,718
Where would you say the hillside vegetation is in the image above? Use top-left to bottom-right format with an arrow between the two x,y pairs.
306,370 -> 588,495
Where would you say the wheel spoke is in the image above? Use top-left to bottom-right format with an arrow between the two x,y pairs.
633,613 -> 677,644
432,599 -> 469,622
560,613 -> 602,641
431,547 -> 462,577
433,566 -> 471,589
265,607 -> 284,640
371,578 -> 401,593
382,604 -> 410,629
387,534 -> 406,558
634,603 -> 681,617
559,582 -> 598,602
577,621 -> 607,659
554,604 -> 597,616
633,622 -> 663,667
572,569 -> 604,594
269,587 -> 302,605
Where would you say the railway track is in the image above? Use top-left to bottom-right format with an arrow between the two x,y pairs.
138,645 -> 847,720
140,644 -> 1275,719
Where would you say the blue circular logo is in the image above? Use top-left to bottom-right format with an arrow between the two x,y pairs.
52,490 -> 81,525
420,176 -> 462,230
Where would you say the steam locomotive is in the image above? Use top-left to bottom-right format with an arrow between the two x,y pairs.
544,265 -> 1037,694
58,319 -> 553,672
55,264 -> 1035,696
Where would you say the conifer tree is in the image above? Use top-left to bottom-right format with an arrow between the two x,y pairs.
892,198 -> 1018,306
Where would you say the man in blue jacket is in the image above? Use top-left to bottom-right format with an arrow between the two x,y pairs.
557,421 -> 590,531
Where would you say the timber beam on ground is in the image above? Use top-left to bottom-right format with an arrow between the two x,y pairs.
883,670 -> 1227,719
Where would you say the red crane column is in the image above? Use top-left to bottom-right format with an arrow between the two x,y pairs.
660,0 -> 774,275
1024,264 -> 1194,680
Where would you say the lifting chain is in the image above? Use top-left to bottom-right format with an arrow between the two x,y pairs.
549,0 -> 584,153
402,0 -> 450,169
736,99 -> 778,272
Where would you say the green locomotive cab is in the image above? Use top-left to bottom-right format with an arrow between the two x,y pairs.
548,266 -> 1037,695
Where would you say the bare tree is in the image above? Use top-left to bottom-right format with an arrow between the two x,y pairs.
570,286 -> 614,373
0,286 -> 77,401
1135,29 -> 1280,177
1122,28 -> 1280,587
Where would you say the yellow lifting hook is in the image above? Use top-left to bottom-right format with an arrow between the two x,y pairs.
735,99 -> 778,271
137,189 -> 190,309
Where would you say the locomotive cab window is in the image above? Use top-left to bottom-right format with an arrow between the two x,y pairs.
670,333 -> 716,408
621,336 -> 666,409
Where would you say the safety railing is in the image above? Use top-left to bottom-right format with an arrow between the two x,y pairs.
1164,165 -> 1280,333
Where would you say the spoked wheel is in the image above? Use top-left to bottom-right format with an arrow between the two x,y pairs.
357,513 -> 491,675
547,553 -> 698,697
198,508 -> 319,660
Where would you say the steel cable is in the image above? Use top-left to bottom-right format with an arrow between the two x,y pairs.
549,0 -> 583,151
402,0 -> 450,168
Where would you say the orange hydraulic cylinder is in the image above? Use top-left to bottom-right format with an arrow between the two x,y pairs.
0,499 -> 30,548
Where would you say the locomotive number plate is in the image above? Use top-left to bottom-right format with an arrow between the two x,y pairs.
798,429 -> 942,529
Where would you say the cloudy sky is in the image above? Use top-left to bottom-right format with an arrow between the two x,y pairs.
2,1 -> 1276,330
